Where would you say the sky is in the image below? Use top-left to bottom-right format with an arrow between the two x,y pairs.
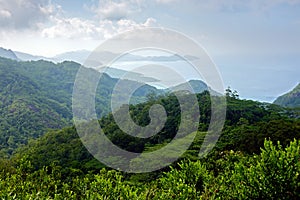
0,0 -> 299,101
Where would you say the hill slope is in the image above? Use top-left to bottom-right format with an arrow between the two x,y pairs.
274,83 -> 300,108
16,92 -> 300,172
0,56 -> 217,156
0,57 -> 159,156
0,47 -> 19,60
14,51 -> 50,62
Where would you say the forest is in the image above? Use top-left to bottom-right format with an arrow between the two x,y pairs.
0,57 -> 299,199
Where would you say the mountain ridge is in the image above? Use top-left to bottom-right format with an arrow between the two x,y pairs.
0,57 -> 159,155
0,57 -> 212,156
274,83 -> 300,108
0,47 -> 19,61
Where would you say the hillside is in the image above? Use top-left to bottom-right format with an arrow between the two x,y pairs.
0,58 -> 75,155
0,57 -> 160,156
1,91 -> 298,199
15,92 -> 300,172
274,83 -> 300,108
0,57 -> 299,198
0,47 -> 19,60
170,79 -> 208,94
2,55 -> 299,199
14,51 -> 50,62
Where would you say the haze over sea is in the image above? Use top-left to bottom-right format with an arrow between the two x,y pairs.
108,55 -> 299,103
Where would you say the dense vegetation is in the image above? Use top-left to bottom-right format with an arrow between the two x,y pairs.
0,88 -> 298,199
11,91 -> 298,172
0,56 -> 299,199
0,57 -> 158,156
0,139 -> 299,199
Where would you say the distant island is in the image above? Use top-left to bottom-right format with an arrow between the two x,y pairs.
274,83 -> 300,108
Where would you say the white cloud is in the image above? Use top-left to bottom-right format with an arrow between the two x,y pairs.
116,18 -> 157,32
0,0 -> 159,55
0,0 -> 56,30
143,18 -> 157,26
42,16 -> 158,41
90,0 -> 144,20
42,17 -> 102,40
0,9 -> 11,18
95,1 -> 129,20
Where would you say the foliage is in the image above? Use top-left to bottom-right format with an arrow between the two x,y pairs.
210,139 -> 300,199
0,57 -> 160,156
0,139 -> 299,199
155,160 -> 212,199
1,56 -> 300,198
11,88 -> 300,175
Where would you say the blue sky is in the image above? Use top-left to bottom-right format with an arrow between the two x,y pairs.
0,0 -> 299,101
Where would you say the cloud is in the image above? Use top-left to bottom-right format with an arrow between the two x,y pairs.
95,1 -> 129,20
117,18 -> 157,32
90,0 -> 144,20
0,0 -> 158,43
42,17 -> 103,40
0,9 -> 11,18
143,18 -> 157,26
42,16 -> 158,40
155,0 -> 179,4
0,0 -> 56,30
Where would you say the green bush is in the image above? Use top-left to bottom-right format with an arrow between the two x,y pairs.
213,139 -> 300,199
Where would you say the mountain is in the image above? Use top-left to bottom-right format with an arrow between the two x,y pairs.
98,67 -> 160,83
83,51 -> 199,63
14,50 -> 156,82
3,89 -> 298,199
1,53 -> 300,199
169,79 -> 220,96
0,57 -> 160,156
14,51 -> 50,62
274,83 -> 300,108
0,47 -> 19,60
0,58 -> 75,155
53,50 -> 91,64
14,49 -> 199,66
170,80 -> 209,94
16,88 -> 300,173
14,50 -> 92,64
14,50 -> 89,64
0,51 -> 215,156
